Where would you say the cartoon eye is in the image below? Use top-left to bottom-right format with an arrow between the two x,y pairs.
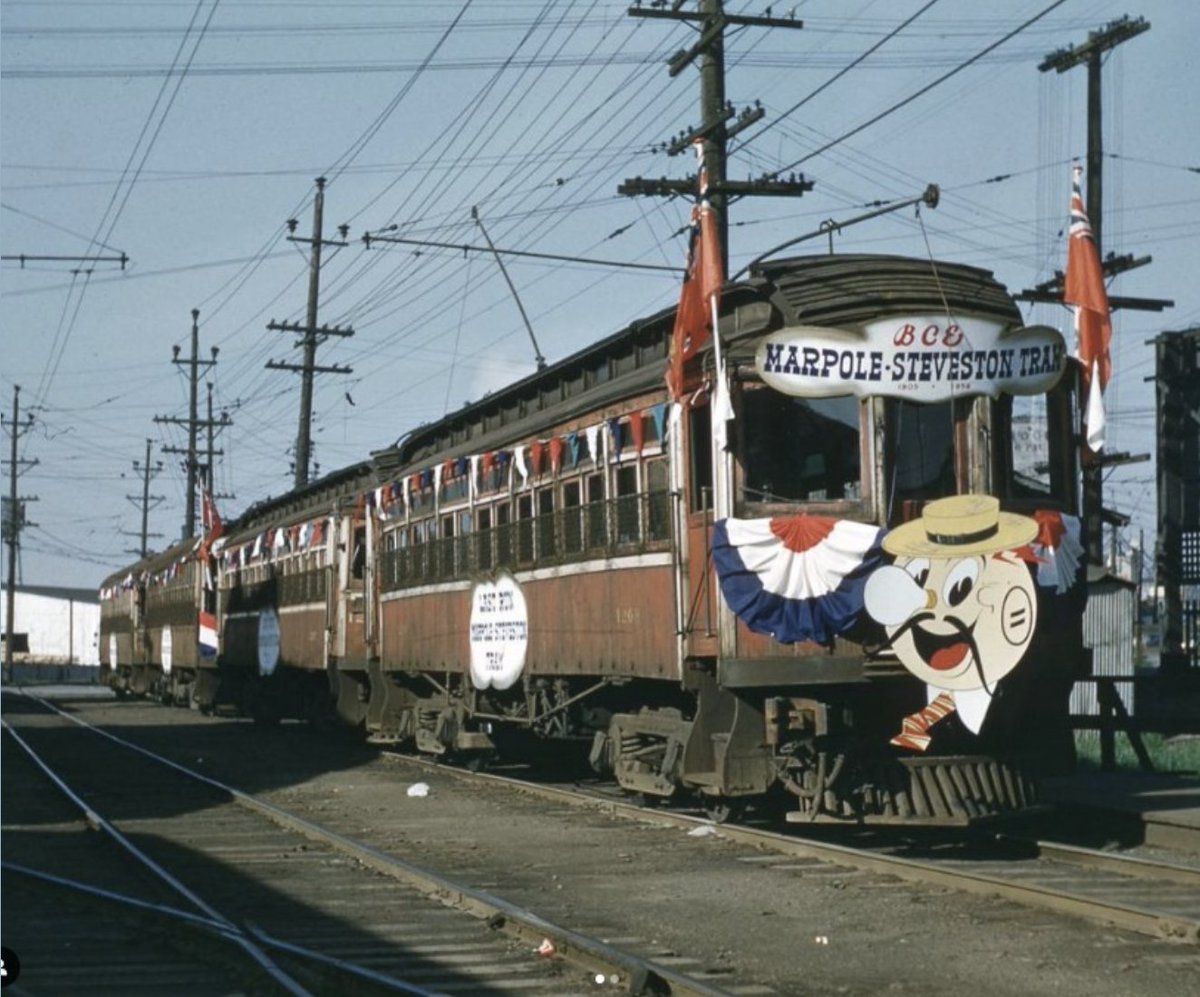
904,557 -> 931,588
943,558 -> 980,607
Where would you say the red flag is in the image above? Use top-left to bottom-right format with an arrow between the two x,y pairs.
201,485 -> 223,541
630,412 -> 646,454
667,142 -> 725,402
1063,165 -> 1112,450
695,163 -> 723,308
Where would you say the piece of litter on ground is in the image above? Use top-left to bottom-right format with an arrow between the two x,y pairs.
406,782 -> 430,798
535,938 -> 556,957
688,825 -> 717,837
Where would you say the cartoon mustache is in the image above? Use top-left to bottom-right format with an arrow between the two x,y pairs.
875,613 -> 993,695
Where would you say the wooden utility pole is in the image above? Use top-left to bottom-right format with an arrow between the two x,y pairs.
267,177 -> 353,489
125,438 -> 165,559
621,0 -> 811,269
1038,15 -> 1152,565
156,308 -> 221,539
3,385 -> 38,679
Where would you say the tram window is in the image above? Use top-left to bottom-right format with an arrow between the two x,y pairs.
537,488 -> 556,559
742,390 -> 861,503
477,507 -> 493,571
688,404 -> 712,513
614,464 -> 639,545
352,526 -> 366,579
586,472 -> 606,550
886,399 -> 956,506
563,480 -> 582,553
647,459 -> 670,541
495,502 -> 512,567
517,494 -> 534,563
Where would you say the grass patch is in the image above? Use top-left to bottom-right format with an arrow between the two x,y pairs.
1073,730 -> 1200,775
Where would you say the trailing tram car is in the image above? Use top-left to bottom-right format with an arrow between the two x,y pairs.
344,252 -> 1087,824
99,536 -> 214,705
209,461 -> 377,722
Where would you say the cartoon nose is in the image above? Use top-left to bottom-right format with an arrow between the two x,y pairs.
864,565 -> 931,626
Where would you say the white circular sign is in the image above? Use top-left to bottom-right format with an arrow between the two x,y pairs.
469,575 -> 528,691
161,625 -> 173,675
257,608 -> 281,677
108,634 -> 118,669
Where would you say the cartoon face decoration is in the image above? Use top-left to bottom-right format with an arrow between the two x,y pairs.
865,494 -> 1040,703
865,550 -> 1037,693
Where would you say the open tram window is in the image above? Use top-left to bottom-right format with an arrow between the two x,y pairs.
997,373 -> 1078,510
351,525 -> 367,580
741,388 -> 862,506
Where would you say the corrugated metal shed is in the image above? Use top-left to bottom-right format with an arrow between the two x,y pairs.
1074,570 -> 1137,716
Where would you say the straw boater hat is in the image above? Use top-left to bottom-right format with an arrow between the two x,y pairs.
882,494 -> 1038,558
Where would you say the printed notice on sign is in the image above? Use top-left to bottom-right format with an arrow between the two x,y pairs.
755,318 -> 1066,403
469,575 -> 529,691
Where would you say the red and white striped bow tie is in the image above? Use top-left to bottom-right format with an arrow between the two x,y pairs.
890,692 -> 956,752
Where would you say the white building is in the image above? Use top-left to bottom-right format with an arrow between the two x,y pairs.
1,584 -> 101,669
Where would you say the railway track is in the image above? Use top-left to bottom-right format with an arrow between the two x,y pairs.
381,752 -> 1200,946
6,689 -> 1199,996
1,691 -> 743,997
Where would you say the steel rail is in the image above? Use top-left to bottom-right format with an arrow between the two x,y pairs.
385,752 -> 1200,945
1,719 -> 314,997
21,693 -> 739,997
1,862 -> 444,997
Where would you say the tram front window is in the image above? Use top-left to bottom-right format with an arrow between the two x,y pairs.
742,389 -> 861,504
886,399 -> 956,507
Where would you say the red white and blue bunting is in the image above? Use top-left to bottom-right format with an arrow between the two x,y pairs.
370,403 -> 672,518
713,514 -> 886,645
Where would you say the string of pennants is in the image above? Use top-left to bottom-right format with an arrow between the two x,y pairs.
99,405 -> 671,598
368,404 -> 670,522
218,516 -> 331,571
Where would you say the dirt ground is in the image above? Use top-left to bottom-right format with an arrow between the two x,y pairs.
11,689 -> 1200,997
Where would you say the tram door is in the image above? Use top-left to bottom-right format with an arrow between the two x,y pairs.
682,402 -> 719,657
336,515 -> 370,667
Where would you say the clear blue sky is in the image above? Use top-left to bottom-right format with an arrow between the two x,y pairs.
3,0 -> 1197,589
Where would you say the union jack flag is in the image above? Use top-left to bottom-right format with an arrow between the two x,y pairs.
1063,165 -> 1112,451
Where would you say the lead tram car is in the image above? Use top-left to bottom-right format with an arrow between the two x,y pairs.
102,251 -> 1088,827
338,251 -> 1085,825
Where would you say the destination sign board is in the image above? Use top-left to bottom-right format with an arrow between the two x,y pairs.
755,317 -> 1066,402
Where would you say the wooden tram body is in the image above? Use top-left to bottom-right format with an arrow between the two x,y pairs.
99,252 -> 1088,825
100,539 -> 209,704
